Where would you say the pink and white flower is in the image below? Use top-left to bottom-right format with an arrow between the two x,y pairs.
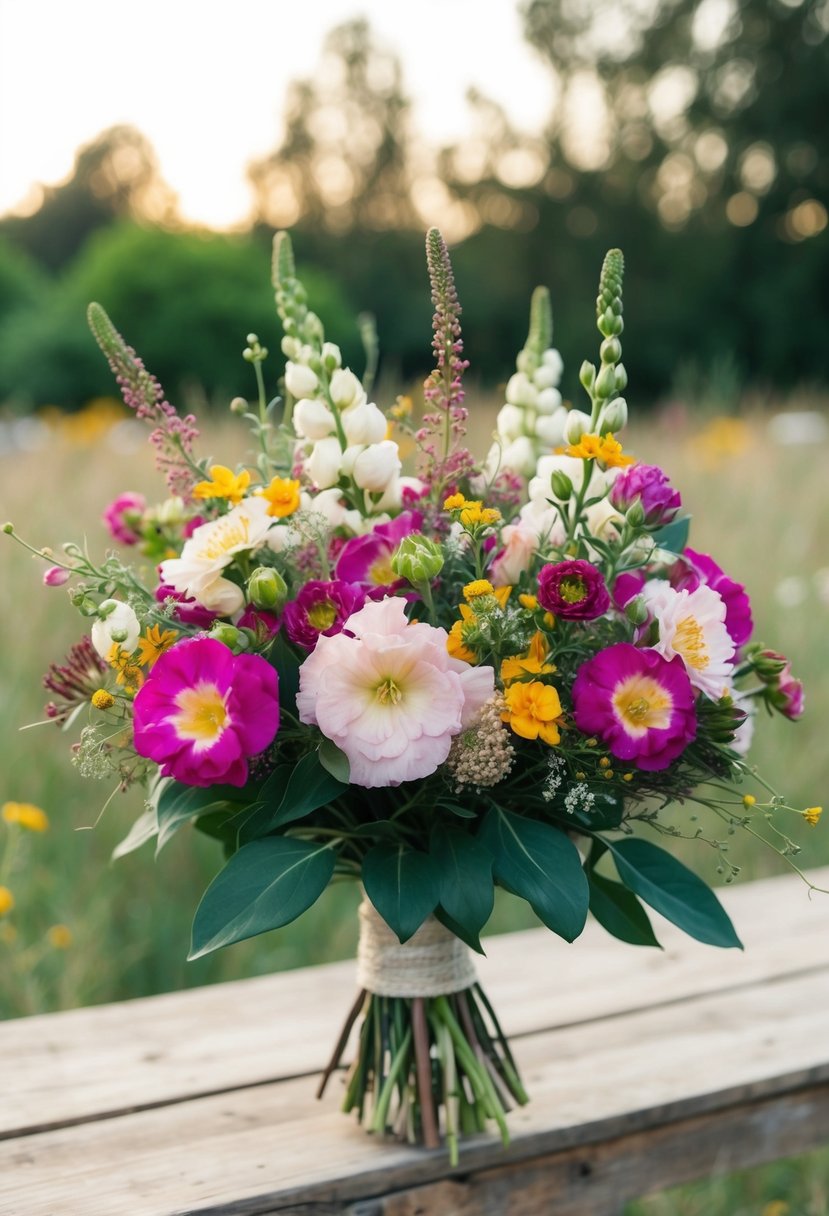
642,580 -> 735,700
296,597 -> 494,787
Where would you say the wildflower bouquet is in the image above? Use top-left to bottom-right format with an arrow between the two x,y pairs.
6,230 -> 816,1163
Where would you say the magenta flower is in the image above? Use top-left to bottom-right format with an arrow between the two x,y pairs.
133,637 -> 279,787
671,549 -> 753,648
43,566 -> 71,587
538,559 -> 611,620
610,464 -> 681,525
572,643 -> 697,771
283,580 -> 366,651
335,511 -> 423,595
613,570 -> 646,610
237,605 -> 281,642
155,582 -> 218,628
761,650 -> 805,719
103,492 -> 146,545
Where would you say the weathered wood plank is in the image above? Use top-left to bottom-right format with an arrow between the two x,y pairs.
4,868 -> 828,1139
2,966 -> 827,1216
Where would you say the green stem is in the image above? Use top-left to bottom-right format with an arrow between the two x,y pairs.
371,1024 -> 412,1133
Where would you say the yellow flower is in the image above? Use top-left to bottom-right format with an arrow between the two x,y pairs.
459,501 -> 501,528
804,806 -> 823,826
443,492 -> 468,510
91,689 -> 115,710
193,465 -> 251,505
447,604 -> 477,664
493,585 -> 512,608
257,476 -> 302,518
391,395 -> 413,419
742,794 -> 756,808
107,645 -> 144,694
2,802 -> 49,832
500,633 -> 556,685
463,579 -> 494,601
566,433 -> 635,468
47,924 -> 73,949
502,680 -> 563,745
0,886 -> 14,916
136,625 -> 179,669
519,593 -> 539,611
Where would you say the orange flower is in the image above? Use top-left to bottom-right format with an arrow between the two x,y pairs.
136,625 -> 179,669
193,465 -> 251,504
447,604 -> 477,664
257,476 -> 302,518
501,680 -> 563,745
566,433 -> 635,468
500,633 -> 556,685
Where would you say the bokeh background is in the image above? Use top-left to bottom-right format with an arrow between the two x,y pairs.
1,1 -> 827,1210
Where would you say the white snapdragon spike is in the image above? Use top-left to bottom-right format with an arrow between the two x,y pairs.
495,404 -> 525,442
542,347 -> 565,380
642,581 -> 736,700
159,497 -> 274,616
322,342 -> 342,368
284,361 -> 319,399
535,387 -> 563,414
534,408 -> 568,446
306,436 -> 343,489
352,440 -> 402,492
342,400 -> 387,446
91,600 -> 140,658
293,397 -> 337,440
505,372 -> 538,409
305,487 -> 349,529
374,475 -> 427,513
329,368 -> 366,410
498,436 -> 537,476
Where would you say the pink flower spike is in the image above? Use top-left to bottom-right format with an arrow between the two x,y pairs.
43,566 -> 71,587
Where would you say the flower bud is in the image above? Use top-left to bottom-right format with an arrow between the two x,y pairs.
625,595 -> 649,626
625,498 -> 646,528
306,437 -> 343,490
329,368 -> 366,410
505,372 -> 537,408
247,566 -> 287,612
614,363 -> 628,392
600,336 -> 622,364
208,623 -> 249,653
391,534 -> 444,584
230,396 -> 248,415
284,361 -> 319,399
598,396 -> 628,435
535,387 -> 562,415
563,409 -> 592,445
535,406 -> 568,447
579,361 -> 596,390
293,397 -> 336,440
352,441 -> 402,492
495,404 -> 525,442
342,400 -> 387,446
43,566 -> 71,587
594,363 -> 617,399
550,470 -> 573,501
322,342 -> 342,370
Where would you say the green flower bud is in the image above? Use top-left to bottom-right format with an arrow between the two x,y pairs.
208,623 -> 249,654
247,566 -> 287,612
579,361 -> 596,390
1,521 -> 13,535
598,396 -> 628,435
594,363 -> 617,399
625,594 -> 649,626
614,363 -> 628,392
97,598 -> 119,620
564,409 -> 592,445
391,534 -> 444,584
72,594 -> 99,617
550,470 -> 573,501
625,498 -> 645,528
230,396 -> 248,414
600,337 -> 621,364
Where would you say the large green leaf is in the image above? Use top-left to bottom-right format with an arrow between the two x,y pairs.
262,752 -> 346,833
430,824 -> 493,953
189,837 -> 335,959
588,871 -> 661,947
362,843 -> 439,943
112,809 -> 157,860
479,808 -> 589,943
652,515 -> 691,555
155,781 -> 245,853
318,738 -> 350,784
608,838 -> 742,949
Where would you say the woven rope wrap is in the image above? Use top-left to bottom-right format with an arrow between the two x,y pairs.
356,899 -> 477,997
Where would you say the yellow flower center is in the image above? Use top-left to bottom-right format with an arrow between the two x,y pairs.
612,675 -> 672,737
673,615 -> 709,670
369,556 -> 397,586
173,684 -> 229,744
307,600 -> 337,630
195,515 -> 251,562
376,677 -> 403,705
559,575 -> 587,604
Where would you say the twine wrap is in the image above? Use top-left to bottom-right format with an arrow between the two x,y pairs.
356,899 -> 477,997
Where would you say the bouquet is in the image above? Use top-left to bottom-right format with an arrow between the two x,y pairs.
6,230 -> 818,1164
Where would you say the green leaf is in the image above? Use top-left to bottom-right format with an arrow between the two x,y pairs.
608,838 -> 742,949
436,801 -> 478,820
155,781 -> 245,853
362,843 -> 439,943
430,824 -> 493,952
588,871 -> 661,947
189,837 -> 335,959
318,738 -> 350,784
652,515 -> 690,555
112,809 -> 158,860
260,752 -> 347,833
479,808 -> 589,943
269,632 -> 301,714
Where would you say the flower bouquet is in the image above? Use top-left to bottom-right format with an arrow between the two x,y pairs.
6,230 -> 818,1163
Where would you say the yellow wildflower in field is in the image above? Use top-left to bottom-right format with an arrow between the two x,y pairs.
2,802 -> 49,832
0,886 -> 15,916
193,465 -> 251,505
136,625 -> 178,669
804,806 -> 822,826
47,924 -> 73,949
257,476 -> 301,518
566,433 -> 635,468
502,680 -> 563,745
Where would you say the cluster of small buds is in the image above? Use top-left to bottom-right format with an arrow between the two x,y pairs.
569,249 -> 629,443
445,695 -> 516,791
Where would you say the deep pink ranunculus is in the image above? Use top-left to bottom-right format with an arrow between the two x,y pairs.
537,559 -> 611,620
133,637 -> 279,787
335,511 -> 423,596
572,642 -> 697,771
282,580 -> 366,651
671,548 -> 753,647
103,492 -> 146,545
610,463 -> 681,526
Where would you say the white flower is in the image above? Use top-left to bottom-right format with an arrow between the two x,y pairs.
306,437 -> 343,489
542,347 -> 565,379
305,487 -> 348,528
642,581 -> 735,700
536,386 -> 563,414
499,436 -> 537,476
284,361 -> 319,399
563,409 -> 593,445
329,368 -> 365,410
353,440 -> 401,492
91,600 -> 140,658
495,404 -> 525,442
505,372 -> 537,408
373,475 -> 426,513
159,497 -> 274,616
342,400 -> 388,445
293,397 -> 336,440
322,341 -> 342,368
534,407 -> 568,446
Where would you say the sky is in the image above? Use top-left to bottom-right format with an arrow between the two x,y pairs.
0,0 -> 555,229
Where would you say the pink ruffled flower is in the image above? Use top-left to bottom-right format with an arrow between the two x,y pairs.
283,580 -> 366,651
610,464 -> 681,525
572,643 -> 697,771
103,492 -> 146,546
133,637 -> 279,787
671,549 -> 753,648
335,511 -> 423,596
296,597 -> 494,787
538,559 -> 611,621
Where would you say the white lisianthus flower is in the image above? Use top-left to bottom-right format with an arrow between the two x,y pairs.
293,397 -> 337,440
495,404 -> 525,442
342,400 -> 388,445
641,581 -> 736,700
91,600 -> 141,658
160,497 -> 274,615
352,440 -> 401,492
284,361 -> 319,399
329,368 -> 366,410
306,437 -> 343,490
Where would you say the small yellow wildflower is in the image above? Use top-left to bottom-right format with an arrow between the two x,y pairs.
623,772 -> 634,782
742,794 -> 756,808
804,806 -> 823,826
257,476 -> 302,518
47,924 -> 73,950
136,625 -> 179,669
566,433 -> 635,468
459,501 -> 501,528
502,680 -> 563,745
0,886 -> 14,917
193,464 -> 251,505
443,492 -> 467,510
447,604 -> 477,664
519,593 -> 539,611
463,579 -> 494,601
91,689 -> 115,710
2,802 -> 49,832
604,770 -> 614,779
500,633 -> 556,684
107,645 -> 144,694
